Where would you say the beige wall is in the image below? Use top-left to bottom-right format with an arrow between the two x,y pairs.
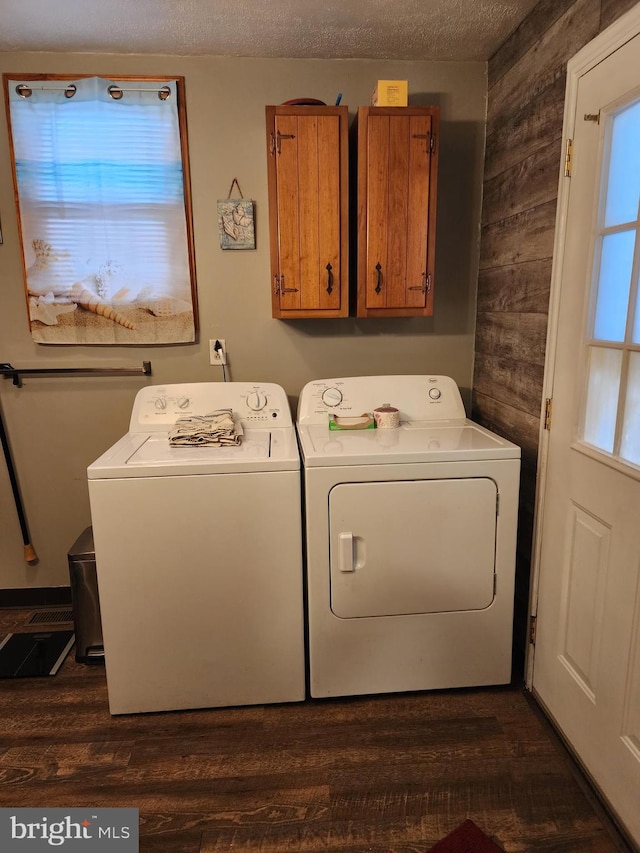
0,51 -> 487,589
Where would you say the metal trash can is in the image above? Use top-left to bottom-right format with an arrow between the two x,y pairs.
67,527 -> 104,664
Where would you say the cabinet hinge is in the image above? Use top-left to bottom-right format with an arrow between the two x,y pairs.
409,272 -> 431,294
411,133 -> 435,156
564,139 -> 572,177
274,273 -> 298,295
271,130 -> 296,155
529,615 -> 537,646
544,397 -> 552,430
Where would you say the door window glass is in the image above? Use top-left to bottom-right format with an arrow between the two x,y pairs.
583,347 -> 622,452
621,352 -> 640,465
633,268 -> 640,342
593,230 -> 635,341
604,100 -> 640,228
582,96 -> 640,465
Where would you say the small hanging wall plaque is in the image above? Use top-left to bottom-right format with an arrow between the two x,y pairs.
218,178 -> 256,250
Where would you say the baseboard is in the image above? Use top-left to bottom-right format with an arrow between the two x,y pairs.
0,587 -> 72,608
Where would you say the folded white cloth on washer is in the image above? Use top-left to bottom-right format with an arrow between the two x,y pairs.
168,409 -> 243,446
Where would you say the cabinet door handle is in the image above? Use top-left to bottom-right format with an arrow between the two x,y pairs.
375,263 -> 383,294
326,263 -> 333,294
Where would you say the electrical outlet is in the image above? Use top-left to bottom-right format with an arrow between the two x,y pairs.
209,339 -> 227,365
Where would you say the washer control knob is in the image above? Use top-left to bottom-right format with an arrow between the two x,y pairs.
177,397 -> 190,409
428,387 -> 442,400
154,397 -> 167,410
247,391 -> 267,411
322,387 -> 343,407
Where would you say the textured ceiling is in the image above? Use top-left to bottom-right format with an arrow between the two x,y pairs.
0,0 -> 540,61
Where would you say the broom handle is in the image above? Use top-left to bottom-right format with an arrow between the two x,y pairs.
0,404 -> 37,562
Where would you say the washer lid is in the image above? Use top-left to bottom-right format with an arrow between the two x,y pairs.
297,419 -> 520,467
88,427 -> 300,478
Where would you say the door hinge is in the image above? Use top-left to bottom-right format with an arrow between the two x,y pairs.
496,492 -> 500,516
529,615 -> 537,646
493,573 -> 497,596
584,112 -> 600,123
544,397 -> 552,430
564,139 -> 572,177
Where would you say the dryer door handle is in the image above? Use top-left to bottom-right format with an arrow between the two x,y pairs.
338,532 -> 355,572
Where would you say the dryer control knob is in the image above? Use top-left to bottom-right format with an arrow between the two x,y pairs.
322,387 -> 343,407
177,397 -> 190,409
247,391 -> 267,411
154,397 -> 167,410
428,387 -> 442,400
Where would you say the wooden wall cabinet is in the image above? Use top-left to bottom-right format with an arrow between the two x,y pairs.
356,106 -> 439,318
266,105 -> 349,319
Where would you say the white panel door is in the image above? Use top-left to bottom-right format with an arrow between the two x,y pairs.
329,478 -> 497,618
532,27 -> 640,844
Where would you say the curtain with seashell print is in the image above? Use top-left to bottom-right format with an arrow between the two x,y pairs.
6,75 -> 197,344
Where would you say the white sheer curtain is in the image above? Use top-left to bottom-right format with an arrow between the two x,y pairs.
8,76 -> 196,344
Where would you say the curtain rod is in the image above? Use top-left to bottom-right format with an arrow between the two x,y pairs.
15,83 -> 172,100
1,361 -> 152,388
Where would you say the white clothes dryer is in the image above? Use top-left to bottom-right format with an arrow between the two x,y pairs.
88,382 -> 305,715
297,375 -> 521,699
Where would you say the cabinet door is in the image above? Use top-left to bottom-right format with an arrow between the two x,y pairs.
266,106 -> 348,319
357,107 -> 438,318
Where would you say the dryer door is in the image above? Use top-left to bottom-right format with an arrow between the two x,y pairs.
329,478 -> 497,617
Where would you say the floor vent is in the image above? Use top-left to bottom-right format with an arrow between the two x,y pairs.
28,609 -> 74,625
0,631 -> 75,678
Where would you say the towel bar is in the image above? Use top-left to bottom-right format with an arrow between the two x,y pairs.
0,361 -> 152,388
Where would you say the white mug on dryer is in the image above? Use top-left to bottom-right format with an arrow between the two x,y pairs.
373,403 -> 400,429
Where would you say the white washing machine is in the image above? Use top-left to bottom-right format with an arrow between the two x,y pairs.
297,375 -> 521,699
88,382 -> 305,715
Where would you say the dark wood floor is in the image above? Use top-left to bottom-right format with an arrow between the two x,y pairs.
0,607 -> 630,852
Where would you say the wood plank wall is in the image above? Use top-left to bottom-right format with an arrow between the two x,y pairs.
473,0 -> 638,675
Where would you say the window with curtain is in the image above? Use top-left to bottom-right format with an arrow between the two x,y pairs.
4,74 -> 198,344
